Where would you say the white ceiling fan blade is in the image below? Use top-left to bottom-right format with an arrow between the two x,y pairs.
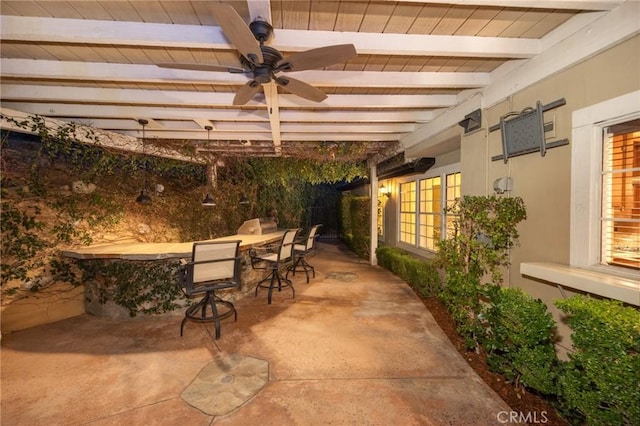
211,3 -> 263,65
275,76 -> 327,102
156,63 -> 248,73
233,80 -> 262,105
276,44 -> 357,72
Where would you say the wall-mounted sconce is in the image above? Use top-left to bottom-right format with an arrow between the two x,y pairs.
493,177 -> 513,194
458,108 -> 482,134
135,118 -> 152,204
379,184 -> 390,198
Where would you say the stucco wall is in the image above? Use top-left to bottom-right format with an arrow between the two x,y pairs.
461,35 -> 640,353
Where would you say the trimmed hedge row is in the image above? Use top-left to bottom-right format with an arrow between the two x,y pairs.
338,194 -> 370,258
555,296 -> 640,425
375,246 -> 441,297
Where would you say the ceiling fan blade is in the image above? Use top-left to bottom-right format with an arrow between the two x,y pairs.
156,62 -> 249,73
233,80 -> 262,105
276,44 -> 357,72
211,3 -> 263,65
275,76 -> 327,103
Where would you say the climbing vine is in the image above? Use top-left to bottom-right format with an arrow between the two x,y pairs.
1,114 -> 366,308
78,259 -> 183,316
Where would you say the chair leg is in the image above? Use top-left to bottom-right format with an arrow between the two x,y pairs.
181,291 -> 236,340
288,255 -> 315,284
268,267 -> 277,304
255,264 -> 295,305
286,255 -> 303,280
209,293 -> 221,340
180,316 -> 188,336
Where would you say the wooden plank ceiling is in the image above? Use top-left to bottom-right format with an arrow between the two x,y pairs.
0,0 -> 623,162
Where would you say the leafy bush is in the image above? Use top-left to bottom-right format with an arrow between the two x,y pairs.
555,296 -> 640,426
437,195 -> 526,285
439,272 -> 484,349
376,246 -> 441,297
339,194 -> 370,258
436,195 -> 527,350
482,286 -> 558,395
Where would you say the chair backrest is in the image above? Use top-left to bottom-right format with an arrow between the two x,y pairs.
278,228 -> 301,262
191,240 -> 241,284
304,224 -> 322,251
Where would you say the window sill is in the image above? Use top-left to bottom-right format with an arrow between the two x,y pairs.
520,262 -> 640,306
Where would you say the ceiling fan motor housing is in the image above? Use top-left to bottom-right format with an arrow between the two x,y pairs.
249,20 -> 273,43
240,45 -> 283,84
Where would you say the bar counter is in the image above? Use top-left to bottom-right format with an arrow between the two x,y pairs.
62,232 -> 285,260
62,231 -> 285,319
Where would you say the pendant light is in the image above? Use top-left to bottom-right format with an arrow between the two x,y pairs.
202,125 -> 217,207
202,127 -> 216,207
136,119 -> 152,204
202,161 -> 217,207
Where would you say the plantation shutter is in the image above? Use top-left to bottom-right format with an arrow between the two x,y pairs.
601,120 -> 640,269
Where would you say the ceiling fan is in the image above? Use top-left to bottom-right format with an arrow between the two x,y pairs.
158,4 -> 357,106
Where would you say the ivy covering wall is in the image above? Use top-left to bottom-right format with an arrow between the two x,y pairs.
0,122 -> 366,313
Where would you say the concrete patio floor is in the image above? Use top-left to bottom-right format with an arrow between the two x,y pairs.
1,241 -> 511,425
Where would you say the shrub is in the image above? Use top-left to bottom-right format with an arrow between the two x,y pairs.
339,194 -> 370,258
375,246 -> 441,297
437,195 -> 527,285
439,272 -> 483,349
482,286 -> 558,396
436,195 -> 527,351
555,296 -> 640,426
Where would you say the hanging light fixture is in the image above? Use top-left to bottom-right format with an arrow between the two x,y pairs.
202,126 -> 217,207
202,161 -> 217,207
239,194 -> 250,205
136,119 -> 152,204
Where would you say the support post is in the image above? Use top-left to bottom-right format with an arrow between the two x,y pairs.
369,163 -> 378,266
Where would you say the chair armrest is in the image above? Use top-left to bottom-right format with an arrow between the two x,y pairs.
249,246 -> 277,269
177,258 -> 190,294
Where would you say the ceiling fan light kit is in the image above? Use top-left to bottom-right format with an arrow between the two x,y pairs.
158,4 -> 356,106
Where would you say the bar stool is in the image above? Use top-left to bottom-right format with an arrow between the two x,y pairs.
178,240 -> 242,340
250,228 -> 300,304
287,224 -> 321,283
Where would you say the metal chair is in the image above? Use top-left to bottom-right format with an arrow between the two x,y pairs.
286,224 -> 322,283
179,240 -> 242,340
250,228 -> 300,304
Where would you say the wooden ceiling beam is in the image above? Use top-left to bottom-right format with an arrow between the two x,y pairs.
388,0 -> 622,10
0,16 -> 540,58
1,84 -> 458,108
0,59 -> 491,89
0,102 -> 437,123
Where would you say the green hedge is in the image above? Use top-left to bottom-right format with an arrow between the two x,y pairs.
376,246 -> 441,297
339,194 -> 370,258
483,286 -> 558,396
555,296 -> 640,426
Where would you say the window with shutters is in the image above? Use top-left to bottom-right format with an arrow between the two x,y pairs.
601,120 -> 640,270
